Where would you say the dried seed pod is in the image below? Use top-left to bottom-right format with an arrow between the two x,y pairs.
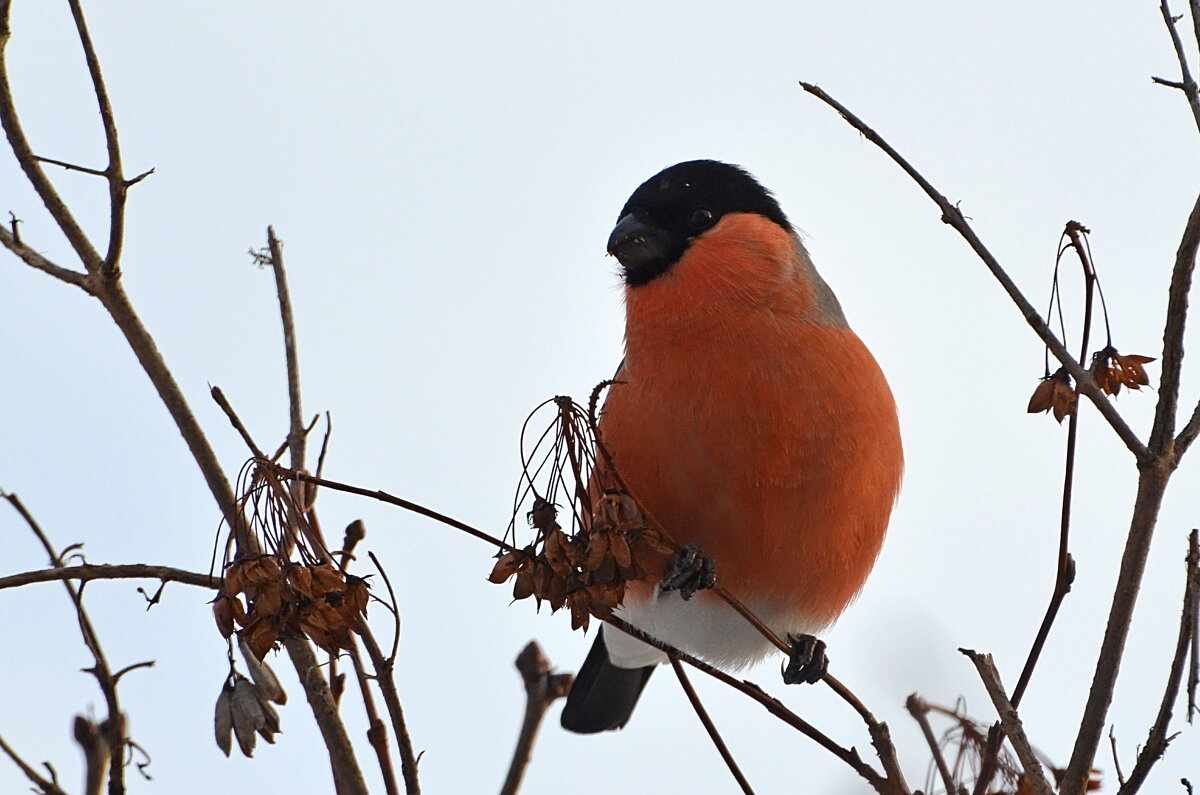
231,675 -> 266,757
214,684 -> 235,757
237,635 -> 287,705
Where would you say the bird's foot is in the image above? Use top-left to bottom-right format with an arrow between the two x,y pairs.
659,544 -> 716,601
782,634 -> 828,684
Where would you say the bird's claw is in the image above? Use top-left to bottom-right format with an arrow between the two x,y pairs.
782,633 -> 828,684
659,544 -> 716,601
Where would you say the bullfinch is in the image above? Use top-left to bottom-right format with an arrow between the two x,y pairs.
560,160 -> 903,734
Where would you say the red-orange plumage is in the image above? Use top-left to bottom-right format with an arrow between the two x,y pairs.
560,160 -> 902,734
603,212 -> 902,628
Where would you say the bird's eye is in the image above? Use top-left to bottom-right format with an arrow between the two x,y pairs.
689,208 -> 715,232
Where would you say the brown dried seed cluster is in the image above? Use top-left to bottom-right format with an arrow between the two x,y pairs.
212,556 -> 370,660
1090,345 -> 1154,396
488,492 -> 672,631
1028,347 -> 1155,424
1027,367 -> 1078,423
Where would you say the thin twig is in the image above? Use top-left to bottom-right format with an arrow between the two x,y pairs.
1158,0 -> 1200,133
0,1 -> 103,272
33,153 -> 108,176
798,80 -> 1148,461
0,732 -> 68,795
1117,529 -> 1200,794
4,493 -> 127,793
1110,726 -> 1127,788
906,694 -> 959,795
357,620 -> 421,795
960,650 -> 1053,795
66,0 -> 127,274
604,615 -> 898,793
269,466 -> 519,552
0,223 -> 92,289
347,642 -> 400,795
1011,224 -> 1095,710
0,562 -> 218,592
368,550 -> 402,666
670,655 -> 755,794
211,386 -> 266,458
499,642 -> 572,795
267,226 -> 307,480
1154,189 -> 1200,458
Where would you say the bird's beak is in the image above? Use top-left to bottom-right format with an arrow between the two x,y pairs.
607,214 -> 676,282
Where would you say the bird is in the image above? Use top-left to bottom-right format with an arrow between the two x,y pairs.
559,160 -> 904,734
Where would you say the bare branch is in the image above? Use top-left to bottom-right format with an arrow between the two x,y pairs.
605,615 -> 901,793
4,492 -> 129,791
1063,465 -> 1173,791
267,226 -> 306,470
0,732 -> 68,795
1161,189 -> 1200,459
357,619 -> 421,794
960,650 -> 1053,795
211,385 -> 267,459
65,0 -> 128,274
1178,398 -> 1200,458
1111,726 -> 1128,788
1118,529 -> 1200,794
906,694 -> 960,795
270,465 -> 519,552
671,655 -> 755,794
0,1 -> 103,271
499,642 -> 572,795
1157,0 -> 1200,133
0,562 -> 218,592
798,81 -> 1148,461
347,642 -> 400,795
285,638 -> 369,795
0,222 -> 91,289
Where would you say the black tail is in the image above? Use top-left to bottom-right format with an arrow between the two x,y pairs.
560,626 -> 656,733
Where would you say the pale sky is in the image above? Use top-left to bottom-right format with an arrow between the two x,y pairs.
2,2 -> 1198,794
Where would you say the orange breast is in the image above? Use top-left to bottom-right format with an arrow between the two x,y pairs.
601,214 -> 903,627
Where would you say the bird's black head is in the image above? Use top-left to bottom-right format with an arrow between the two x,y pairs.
608,160 -> 791,287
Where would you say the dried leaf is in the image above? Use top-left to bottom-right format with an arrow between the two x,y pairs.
246,617 -> 280,661
223,564 -> 245,598
310,564 -> 345,594
343,576 -> 370,618
213,596 -> 235,639
541,529 -> 570,576
513,567 -> 536,601
488,551 -> 525,583
288,565 -> 314,598
1027,368 -> 1076,423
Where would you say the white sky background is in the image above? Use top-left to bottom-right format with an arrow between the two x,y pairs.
2,2 -> 1198,793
